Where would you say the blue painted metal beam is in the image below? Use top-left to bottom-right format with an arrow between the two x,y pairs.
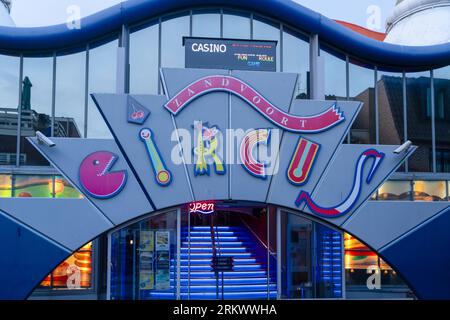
0,0 -> 449,70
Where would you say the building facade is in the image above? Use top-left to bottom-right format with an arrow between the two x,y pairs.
0,0 -> 450,300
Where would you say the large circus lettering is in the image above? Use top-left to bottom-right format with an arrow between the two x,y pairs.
295,149 -> 385,218
239,129 -> 271,179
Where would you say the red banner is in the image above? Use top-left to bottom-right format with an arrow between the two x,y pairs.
164,75 -> 344,133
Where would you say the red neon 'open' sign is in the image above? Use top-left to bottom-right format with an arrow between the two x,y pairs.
189,202 -> 215,214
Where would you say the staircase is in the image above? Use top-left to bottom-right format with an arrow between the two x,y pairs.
149,225 -> 277,299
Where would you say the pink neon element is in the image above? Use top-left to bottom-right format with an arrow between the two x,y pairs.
296,191 -> 340,216
164,75 -> 344,133
79,151 -> 127,199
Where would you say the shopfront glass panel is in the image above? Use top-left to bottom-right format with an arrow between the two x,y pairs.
40,242 -> 93,289
283,27 -> 309,99
54,175 -> 83,199
0,174 -> 12,197
21,57 -> 53,166
0,55 -> 19,165
55,52 -> 85,138
129,23 -> 159,95
222,11 -> 250,39
349,62 -> 375,144
87,40 -> 117,139
344,234 -> 409,291
406,71 -> 432,172
12,174 -> 53,198
280,211 -> 342,299
377,180 -> 412,200
413,180 -> 446,201
110,210 -> 178,300
433,66 -> 450,173
192,10 -> 221,38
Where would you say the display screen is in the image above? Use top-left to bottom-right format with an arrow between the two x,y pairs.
184,37 -> 277,71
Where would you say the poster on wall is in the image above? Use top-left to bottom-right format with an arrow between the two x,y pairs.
139,271 -> 154,290
155,231 -> 171,290
139,230 -> 154,251
155,270 -> 170,290
156,231 -> 170,251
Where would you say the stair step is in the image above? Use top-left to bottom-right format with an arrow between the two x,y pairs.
173,277 -> 270,285
182,241 -> 250,247
182,236 -> 248,241
172,258 -> 258,265
187,226 -> 243,231
180,252 -> 253,258
170,264 -> 264,271
181,247 -> 248,252
172,270 -> 268,277
180,284 -> 277,293
147,291 -> 277,300
181,231 -> 244,236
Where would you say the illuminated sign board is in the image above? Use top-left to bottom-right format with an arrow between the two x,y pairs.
188,201 -> 215,214
184,37 -> 277,71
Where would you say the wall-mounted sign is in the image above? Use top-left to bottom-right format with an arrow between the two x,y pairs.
184,37 -> 277,71
189,201 -> 215,215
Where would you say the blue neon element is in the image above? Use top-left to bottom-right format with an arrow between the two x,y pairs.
0,0 -> 449,70
316,225 -> 343,298
148,225 -> 277,300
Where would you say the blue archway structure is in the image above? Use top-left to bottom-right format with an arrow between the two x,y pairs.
0,0 -> 450,300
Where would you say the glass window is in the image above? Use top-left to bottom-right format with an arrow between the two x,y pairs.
280,211 -> 343,299
129,23 -> 159,95
349,61 -> 375,144
55,52 -> 85,138
87,40 -> 117,138
161,14 -> 190,69
406,71 -> 432,172
344,233 -> 409,288
253,16 -> 280,72
21,57 -> 54,166
283,27 -> 309,99
0,174 -> 12,197
40,242 -> 93,290
222,11 -> 250,39
54,175 -> 83,199
12,174 -> 53,198
377,71 -> 404,146
433,66 -> 450,173
377,180 -> 412,201
0,55 -> 19,166
110,210 -> 178,300
321,46 -> 346,101
413,180 -> 446,201
192,10 -> 221,38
